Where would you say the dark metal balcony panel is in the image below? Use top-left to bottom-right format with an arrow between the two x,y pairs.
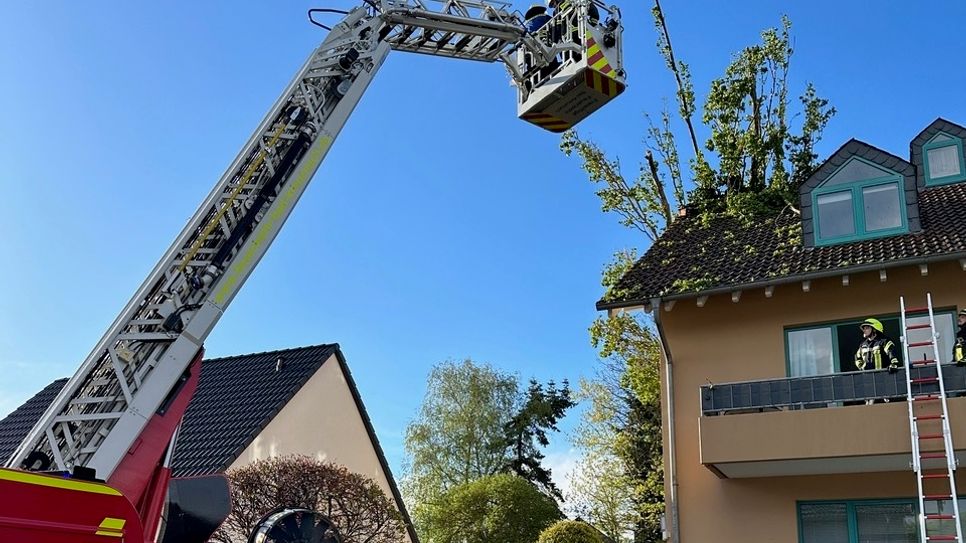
701,363 -> 966,415
772,380 -> 791,405
945,364 -> 966,390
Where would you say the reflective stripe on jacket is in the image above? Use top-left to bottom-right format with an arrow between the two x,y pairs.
954,325 -> 965,362
855,336 -> 899,370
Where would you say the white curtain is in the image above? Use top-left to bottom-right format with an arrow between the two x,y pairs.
788,328 -> 835,376
928,145 -> 961,178
905,314 -> 955,363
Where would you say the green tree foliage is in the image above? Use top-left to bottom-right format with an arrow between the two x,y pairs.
502,379 -> 576,500
538,520 -> 605,543
561,8 -> 836,231
585,313 -> 664,542
402,359 -> 518,507
418,474 -> 562,543
212,455 -> 406,543
404,359 -> 576,539
700,16 -> 835,215
568,379 -> 637,542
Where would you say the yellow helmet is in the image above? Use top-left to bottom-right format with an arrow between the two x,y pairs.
860,318 -> 884,333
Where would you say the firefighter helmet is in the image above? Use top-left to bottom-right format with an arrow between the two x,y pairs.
860,318 -> 884,333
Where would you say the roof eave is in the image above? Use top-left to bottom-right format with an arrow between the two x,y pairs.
596,251 -> 966,312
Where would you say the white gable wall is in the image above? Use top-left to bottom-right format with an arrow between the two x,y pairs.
228,353 -> 412,542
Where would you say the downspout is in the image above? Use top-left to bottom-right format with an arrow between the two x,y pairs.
651,297 -> 679,543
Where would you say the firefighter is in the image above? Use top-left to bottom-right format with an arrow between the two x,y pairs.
855,318 -> 901,373
954,309 -> 966,365
547,0 -> 599,45
548,0 -> 600,25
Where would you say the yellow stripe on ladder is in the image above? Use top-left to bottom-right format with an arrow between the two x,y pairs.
178,121 -> 289,273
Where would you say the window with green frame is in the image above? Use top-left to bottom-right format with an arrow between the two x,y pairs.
811,157 -> 909,246
923,132 -> 966,186
799,498 -> 966,543
785,310 -> 957,377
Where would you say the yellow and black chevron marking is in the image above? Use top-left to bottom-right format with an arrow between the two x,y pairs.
521,112 -> 573,133
584,69 -> 625,98
585,33 -> 615,76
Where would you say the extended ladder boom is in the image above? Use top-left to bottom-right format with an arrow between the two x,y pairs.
7,0 -> 624,488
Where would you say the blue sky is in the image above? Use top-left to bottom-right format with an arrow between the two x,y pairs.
2,0 -> 966,489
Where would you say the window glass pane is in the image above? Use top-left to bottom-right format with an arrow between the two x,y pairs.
863,183 -> 902,232
788,328 -> 835,376
922,498 -> 962,540
800,503 -> 848,543
855,502 -> 918,542
928,144 -> 962,179
905,313 -> 955,363
817,191 -> 855,238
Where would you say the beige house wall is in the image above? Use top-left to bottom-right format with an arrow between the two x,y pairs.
659,260 -> 966,542
228,354 -> 413,543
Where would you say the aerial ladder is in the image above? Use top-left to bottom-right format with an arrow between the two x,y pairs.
0,1 -> 625,542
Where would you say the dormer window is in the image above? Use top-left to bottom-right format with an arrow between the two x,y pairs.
812,157 -> 908,245
923,132 -> 966,185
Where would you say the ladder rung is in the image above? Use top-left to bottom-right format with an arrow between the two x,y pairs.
926,537 -> 958,541
907,323 -> 933,330
922,452 -> 948,459
925,494 -> 953,500
910,340 -> 935,348
914,359 -> 938,367
916,414 -> 944,421
920,434 -> 945,440
926,515 -> 957,520
915,395 -> 942,401
922,473 -> 950,479
913,377 -> 940,384
906,306 -> 930,314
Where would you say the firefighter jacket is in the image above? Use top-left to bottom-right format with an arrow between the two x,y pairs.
855,335 -> 900,371
955,324 -> 966,363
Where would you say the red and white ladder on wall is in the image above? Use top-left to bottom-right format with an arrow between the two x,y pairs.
901,292 -> 962,542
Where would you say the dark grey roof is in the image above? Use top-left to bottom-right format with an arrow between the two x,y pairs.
0,344 -> 418,543
171,343 -> 338,476
0,378 -> 68,465
0,347 -> 334,474
600,167 -> 966,310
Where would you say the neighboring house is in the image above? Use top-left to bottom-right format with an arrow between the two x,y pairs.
597,117 -> 966,543
0,343 -> 418,543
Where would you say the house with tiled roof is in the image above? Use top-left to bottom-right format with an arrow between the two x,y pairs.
600,118 -> 966,543
0,343 -> 418,543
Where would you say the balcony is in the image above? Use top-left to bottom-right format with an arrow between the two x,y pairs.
698,364 -> 966,478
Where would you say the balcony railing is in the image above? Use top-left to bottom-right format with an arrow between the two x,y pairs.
701,363 -> 966,416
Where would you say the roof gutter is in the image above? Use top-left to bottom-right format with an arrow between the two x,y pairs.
650,297 -> 679,543
598,252 -> 966,312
